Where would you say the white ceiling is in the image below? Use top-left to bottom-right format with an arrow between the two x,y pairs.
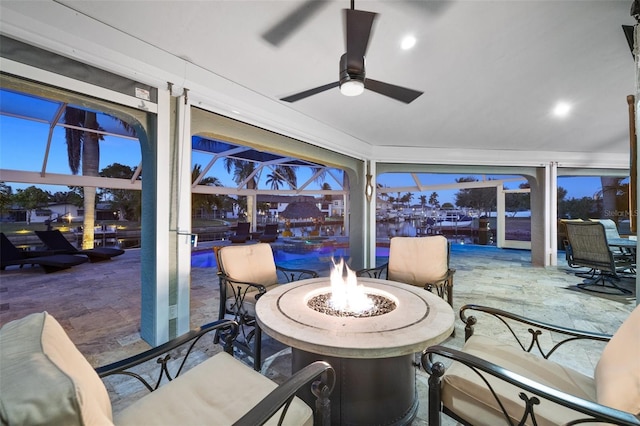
1,0 -> 637,169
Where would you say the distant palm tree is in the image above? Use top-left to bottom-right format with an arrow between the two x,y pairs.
419,195 -> 427,209
266,171 -> 284,190
322,182 -> 332,203
64,107 -> 134,249
224,158 -> 257,189
599,177 -> 623,222
273,165 -> 297,189
191,164 -> 222,218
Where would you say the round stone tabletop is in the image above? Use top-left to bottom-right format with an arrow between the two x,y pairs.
255,277 -> 455,358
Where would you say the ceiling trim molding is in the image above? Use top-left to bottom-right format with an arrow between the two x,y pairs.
372,146 -> 629,170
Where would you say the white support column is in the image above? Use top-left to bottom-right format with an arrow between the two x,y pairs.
175,91 -> 192,335
247,194 -> 257,231
140,86 -> 171,346
496,184 -> 505,247
545,162 -> 558,266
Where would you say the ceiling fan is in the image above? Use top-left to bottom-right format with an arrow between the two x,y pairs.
280,1 -> 424,104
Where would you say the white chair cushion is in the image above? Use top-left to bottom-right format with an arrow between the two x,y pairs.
115,351 -> 312,426
442,335 -> 596,426
0,312 -> 113,425
594,304 -> 640,415
388,236 -> 448,286
219,243 -> 279,286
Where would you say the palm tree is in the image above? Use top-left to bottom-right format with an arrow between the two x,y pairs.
599,177 -> 623,223
64,107 -> 134,249
322,182 -> 333,203
274,165 -> 297,190
419,195 -> 427,210
429,192 -> 440,208
191,164 -> 222,218
265,171 -> 284,190
224,158 -> 257,189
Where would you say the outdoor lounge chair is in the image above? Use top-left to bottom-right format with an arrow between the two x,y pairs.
423,304 -> 640,426
229,222 -> 251,243
35,230 -> 124,262
216,243 -> 318,371
1,232 -> 88,273
0,312 -> 336,426
357,235 -> 455,306
564,221 -> 634,294
258,224 -> 279,243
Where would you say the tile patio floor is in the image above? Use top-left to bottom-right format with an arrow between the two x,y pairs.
0,242 -> 636,424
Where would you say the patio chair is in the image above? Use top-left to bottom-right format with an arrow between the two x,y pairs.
229,222 -> 251,243
35,229 -> 124,262
564,221 -> 634,294
423,304 -> 640,426
258,224 -> 279,243
216,243 -> 318,371
0,312 -> 336,426
590,218 -> 637,259
1,232 -> 88,273
357,235 -> 455,306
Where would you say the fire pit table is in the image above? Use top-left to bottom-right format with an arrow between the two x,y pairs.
255,276 -> 455,425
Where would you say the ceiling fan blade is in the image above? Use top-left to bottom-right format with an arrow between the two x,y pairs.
365,79 -> 423,104
263,1 -> 329,46
280,82 -> 340,103
344,8 -> 377,70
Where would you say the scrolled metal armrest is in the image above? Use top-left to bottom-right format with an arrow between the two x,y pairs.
422,345 -> 640,426
460,304 -> 611,357
219,272 -> 269,295
233,361 -> 336,426
95,319 -> 239,389
356,263 -> 388,279
276,265 -> 319,282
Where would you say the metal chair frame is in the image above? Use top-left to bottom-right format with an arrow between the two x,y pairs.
423,305 -> 640,426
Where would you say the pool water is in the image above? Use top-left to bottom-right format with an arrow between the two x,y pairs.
191,245 -> 391,275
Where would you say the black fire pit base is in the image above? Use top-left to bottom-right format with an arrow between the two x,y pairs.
292,348 -> 417,426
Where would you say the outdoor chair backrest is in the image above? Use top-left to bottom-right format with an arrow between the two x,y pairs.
35,230 -> 76,251
589,218 -> 621,241
263,224 -> 278,235
565,221 -> 614,271
1,233 -> 23,263
217,243 -> 279,295
594,304 -> 640,415
388,236 -> 449,286
235,222 -> 250,236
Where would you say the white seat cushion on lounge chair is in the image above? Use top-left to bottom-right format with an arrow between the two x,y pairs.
442,335 -> 597,426
594,305 -> 640,415
0,312 -> 113,425
116,351 -> 313,426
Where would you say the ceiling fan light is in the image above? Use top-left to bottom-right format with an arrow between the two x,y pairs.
340,80 -> 365,97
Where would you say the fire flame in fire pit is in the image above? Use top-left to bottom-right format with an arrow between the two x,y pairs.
329,258 -> 373,313
306,259 -> 397,318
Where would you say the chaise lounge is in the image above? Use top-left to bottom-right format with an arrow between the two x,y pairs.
258,224 -> 279,243
1,232 -> 88,273
35,230 -> 125,262
229,222 -> 251,243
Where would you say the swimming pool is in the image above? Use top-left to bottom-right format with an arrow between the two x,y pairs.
191,245 -> 391,275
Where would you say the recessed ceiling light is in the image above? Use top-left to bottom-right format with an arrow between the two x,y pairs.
401,35 -> 416,50
553,101 -> 571,118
